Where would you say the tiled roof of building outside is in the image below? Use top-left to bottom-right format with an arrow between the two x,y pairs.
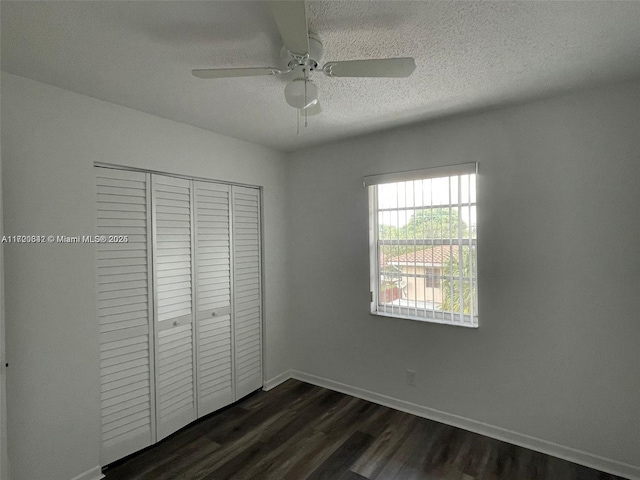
385,245 -> 459,266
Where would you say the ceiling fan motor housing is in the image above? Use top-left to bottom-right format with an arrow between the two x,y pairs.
282,33 -> 324,72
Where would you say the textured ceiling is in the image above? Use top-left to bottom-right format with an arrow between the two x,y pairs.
3,1 -> 640,152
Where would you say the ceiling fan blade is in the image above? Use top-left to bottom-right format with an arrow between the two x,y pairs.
302,101 -> 322,116
323,58 -> 416,78
192,67 -> 281,79
269,0 -> 309,56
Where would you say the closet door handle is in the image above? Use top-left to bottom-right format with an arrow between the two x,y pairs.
173,320 -> 179,326
211,311 -> 217,317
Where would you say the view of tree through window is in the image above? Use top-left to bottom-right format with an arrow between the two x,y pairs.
371,170 -> 478,326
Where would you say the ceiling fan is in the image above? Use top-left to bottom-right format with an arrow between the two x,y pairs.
192,1 -> 416,118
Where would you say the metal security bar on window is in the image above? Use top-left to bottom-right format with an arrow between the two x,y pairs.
366,163 -> 478,327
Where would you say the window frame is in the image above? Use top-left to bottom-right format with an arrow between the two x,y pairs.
366,163 -> 479,328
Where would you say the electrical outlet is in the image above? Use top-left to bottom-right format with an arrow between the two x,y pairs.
406,369 -> 416,386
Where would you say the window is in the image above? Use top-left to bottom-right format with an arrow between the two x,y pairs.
365,163 -> 478,327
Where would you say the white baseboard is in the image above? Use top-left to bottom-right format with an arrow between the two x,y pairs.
263,370 -> 293,391
69,465 -> 104,480
289,370 -> 639,480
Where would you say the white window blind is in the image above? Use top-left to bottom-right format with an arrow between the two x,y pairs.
366,163 -> 478,327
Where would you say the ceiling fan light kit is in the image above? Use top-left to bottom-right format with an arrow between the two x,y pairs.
284,78 -> 318,109
191,0 -> 416,125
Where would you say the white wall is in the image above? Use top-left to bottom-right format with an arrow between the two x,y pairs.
287,82 -> 640,476
0,73 -> 289,480
0,118 -> 8,480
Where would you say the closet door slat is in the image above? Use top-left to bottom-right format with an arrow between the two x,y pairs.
152,175 -> 196,440
194,181 -> 233,417
232,186 -> 262,399
97,167 -> 155,465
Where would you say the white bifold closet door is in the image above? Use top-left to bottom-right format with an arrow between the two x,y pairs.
151,175 -> 197,440
232,186 -> 263,398
97,168 -> 263,464
194,181 -> 233,417
96,168 -> 155,465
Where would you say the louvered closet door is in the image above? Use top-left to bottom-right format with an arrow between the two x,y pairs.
152,175 -> 196,440
194,181 -> 233,417
232,186 -> 263,398
96,168 -> 155,465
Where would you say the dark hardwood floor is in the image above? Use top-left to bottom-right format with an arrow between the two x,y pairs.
103,379 -> 627,480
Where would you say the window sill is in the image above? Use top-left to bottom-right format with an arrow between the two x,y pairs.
369,310 -> 478,328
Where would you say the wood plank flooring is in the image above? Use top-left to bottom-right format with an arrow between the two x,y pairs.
103,379 -> 628,480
